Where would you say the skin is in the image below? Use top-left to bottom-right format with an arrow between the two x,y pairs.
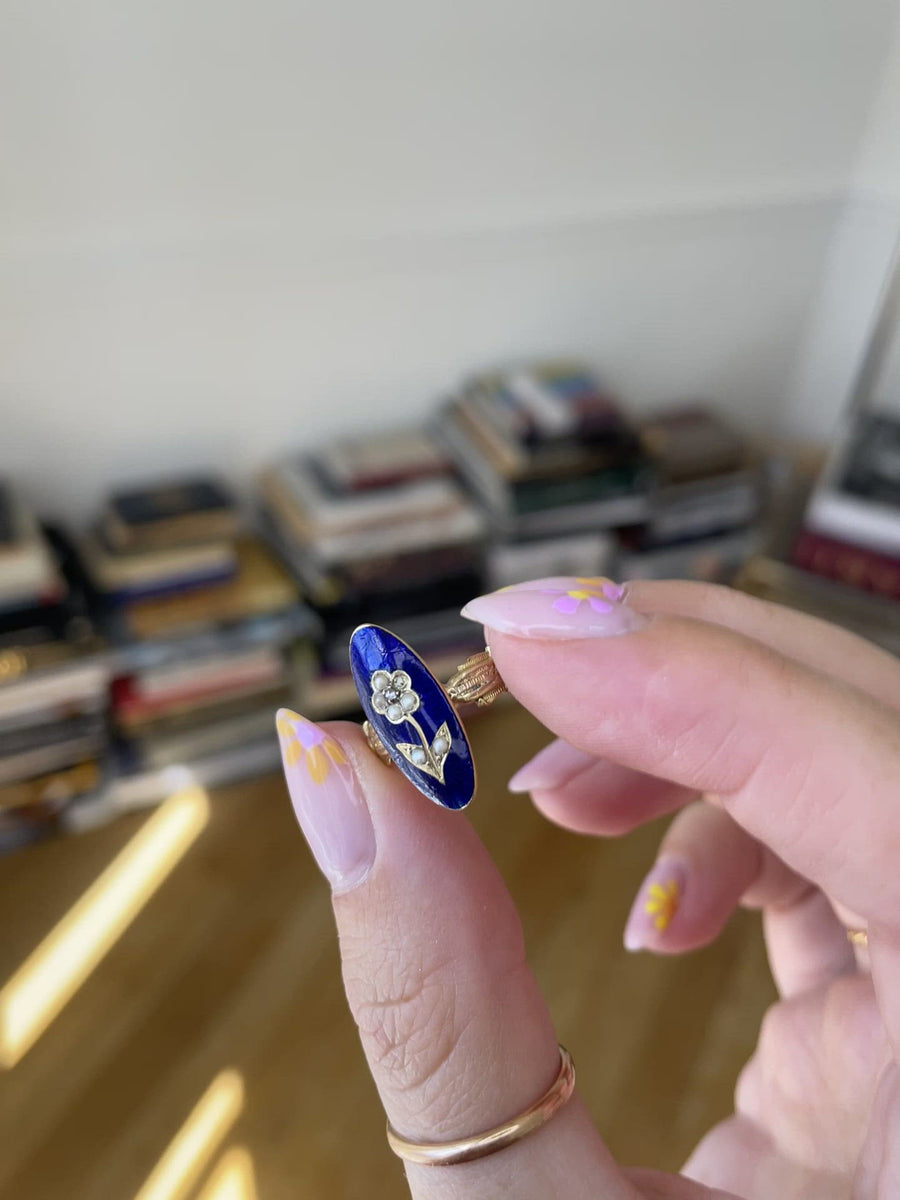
307,581 -> 900,1198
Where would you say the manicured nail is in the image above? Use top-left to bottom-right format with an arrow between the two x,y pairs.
508,739 -> 596,793
461,576 -> 647,639
623,858 -> 688,952
276,708 -> 376,893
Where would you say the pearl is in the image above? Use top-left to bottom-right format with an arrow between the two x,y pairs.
387,704 -> 403,722
400,693 -> 417,711
432,736 -> 449,755
371,670 -> 390,691
411,748 -> 427,765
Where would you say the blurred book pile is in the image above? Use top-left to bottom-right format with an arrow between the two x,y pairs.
71,476 -> 319,828
80,477 -> 241,612
0,362 -> 785,849
436,363 -> 650,541
617,405 -> 764,582
435,363 -> 763,588
0,486 -> 109,849
257,431 -> 487,715
736,409 -> 900,654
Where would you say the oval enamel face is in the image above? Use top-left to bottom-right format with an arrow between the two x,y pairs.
349,624 -> 475,811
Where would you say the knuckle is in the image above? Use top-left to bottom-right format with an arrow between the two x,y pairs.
340,926 -> 474,1101
734,1056 -> 762,1119
756,1000 -> 790,1061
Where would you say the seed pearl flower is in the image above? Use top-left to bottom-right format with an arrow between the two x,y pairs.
371,669 -> 420,724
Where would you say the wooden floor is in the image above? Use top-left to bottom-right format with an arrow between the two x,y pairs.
0,706 -> 775,1199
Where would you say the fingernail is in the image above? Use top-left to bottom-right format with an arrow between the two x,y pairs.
461,576 -> 647,639
276,708 -> 376,893
508,739 -> 595,793
623,858 -> 688,952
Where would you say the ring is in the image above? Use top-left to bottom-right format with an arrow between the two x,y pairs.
349,624 -> 508,811
386,1044 -> 576,1166
846,928 -> 869,947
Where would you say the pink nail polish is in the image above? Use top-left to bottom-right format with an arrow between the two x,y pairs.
275,708 -> 376,893
508,739 -> 596,793
461,576 -> 646,640
623,858 -> 688,952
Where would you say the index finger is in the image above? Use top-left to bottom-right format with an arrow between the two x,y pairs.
462,579 -> 900,926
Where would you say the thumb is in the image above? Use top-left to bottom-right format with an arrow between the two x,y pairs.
275,709 -> 637,1200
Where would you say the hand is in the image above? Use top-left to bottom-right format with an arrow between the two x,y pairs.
276,579 -> 900,1199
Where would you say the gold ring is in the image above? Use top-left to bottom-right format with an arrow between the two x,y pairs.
846,928 -> 868,947
386,1044 -> 575,1166
351,624 -> 508,811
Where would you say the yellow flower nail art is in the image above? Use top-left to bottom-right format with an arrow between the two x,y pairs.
276,711 -> 347,785
644,879 -> 680,931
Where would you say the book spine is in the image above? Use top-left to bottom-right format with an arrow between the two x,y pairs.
790,529 -> 900,600
806,489 -> 900,557
101,565 -> 238,604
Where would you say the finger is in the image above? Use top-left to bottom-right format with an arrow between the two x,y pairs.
854,1062 -> 900,1198
624,579 -> 900,711
620,801 -> 855,994
684,1114 -> 849,1199
503,584 -> 876,991
732,977 -> 890,1175
516,745 -> 850,984
517,743 -> 690,836
506,578 -> 900,803
275,710 -> 636,1200
521,755 -> 874,990
462,587 -> 900,926
622,802 -> 766,955
623,1167 -> 742,1199
762,890 -> 857,998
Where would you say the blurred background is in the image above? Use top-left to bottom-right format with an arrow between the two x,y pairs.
1,3 -> 900,1197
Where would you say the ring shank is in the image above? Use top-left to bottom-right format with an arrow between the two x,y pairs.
386,1044 -> 576,1167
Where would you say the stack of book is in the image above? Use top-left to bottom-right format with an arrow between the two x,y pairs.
258,431 -> 487,714
81,477 -> 242,611
434,365 -> 765,588
79,476 -> 319,807
0,653 -> 109,849
791,410 -> 900,602
731,412 -> 899,655
111,633 -> 293,766
434,363 -> 652,587
0,485 -> 109,848
614,405 -> 765,581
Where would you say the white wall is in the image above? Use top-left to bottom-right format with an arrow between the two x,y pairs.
786,4 -> 900,435
1,1 -> 897,516
855,7 -> 900,205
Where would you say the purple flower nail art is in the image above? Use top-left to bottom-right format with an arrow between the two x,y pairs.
461,575 -> 645,640
541,577 -> 624,615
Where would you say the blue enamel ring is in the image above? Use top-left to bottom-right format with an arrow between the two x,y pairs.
349,624 -> 507,811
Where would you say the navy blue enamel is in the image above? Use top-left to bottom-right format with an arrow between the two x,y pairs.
349,624 -> 475,810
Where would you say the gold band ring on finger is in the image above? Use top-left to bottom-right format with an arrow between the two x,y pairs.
350,624 -> 508,811
846,928 -> 869,948
386,1044 -> 576,1166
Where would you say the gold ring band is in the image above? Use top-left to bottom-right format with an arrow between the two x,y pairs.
386,1044 -> 575,1166
846,928 -> 868,947
362,648 -> 508,762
